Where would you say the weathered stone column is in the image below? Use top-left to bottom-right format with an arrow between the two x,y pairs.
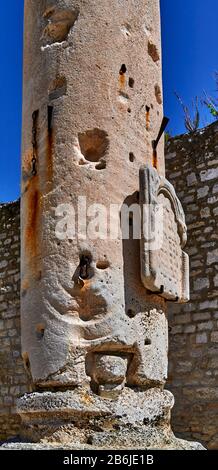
17,0 -> 203,449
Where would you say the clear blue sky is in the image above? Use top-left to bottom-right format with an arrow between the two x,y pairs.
0,0 -> 217,202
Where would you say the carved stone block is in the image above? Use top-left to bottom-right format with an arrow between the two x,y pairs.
139,165 -> 189,302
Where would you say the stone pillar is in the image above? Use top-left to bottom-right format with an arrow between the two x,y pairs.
18,0 -> 203,449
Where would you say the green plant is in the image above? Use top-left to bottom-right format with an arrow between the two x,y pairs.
175,92 -> 200,133
165,131 -> 172,143
202,72 -> 218,120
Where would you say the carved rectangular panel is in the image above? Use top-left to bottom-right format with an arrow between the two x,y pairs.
139,165 -> 189,302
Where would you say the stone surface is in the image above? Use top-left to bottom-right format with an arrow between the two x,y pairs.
0,201 -> 29,441
0,0 -> 204,451
1,387 -> 204,451
21,0 -> 167,395
139,165 -> 189,302
166,121 -> 218,450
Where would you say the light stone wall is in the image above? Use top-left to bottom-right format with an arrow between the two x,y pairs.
0,201 -> 29,441
166,121 -> 218,449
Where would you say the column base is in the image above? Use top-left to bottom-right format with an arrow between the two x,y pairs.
0,388 -> 205,450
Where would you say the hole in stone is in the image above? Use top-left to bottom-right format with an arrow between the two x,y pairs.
49,76 -> 67,100
36,324 -> 45,340
95,160 -> 106,170
119,64 -> 127,75
22,352 -> 30,371
78,129 -> 109,163
146,106 -> 150,130
86,436 -> 93,445
79,252 -> 93,280
143,418 -> 150,425
119,91 -> 129,100
96,260 -> 110,270
144,339 -> 151,346
113,424 -> 121,430
154,84 -> 162,105
148,41 -> 160,62
129,77 -> 134,88
127,309 -> 136,318
127,108 -> 131,113
41,8 -> 80,45
129,152 -> 135,162
48,105 -> 53,133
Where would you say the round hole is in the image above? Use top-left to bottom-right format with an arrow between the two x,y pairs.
127,309 -> 136,318
96,260 -> 110,270
95,160 -> 106,170
120,64 -> 127,75
129,152 -> 135,162
127,108 -> 131,113
79,253 -> 93,280
129,77 -> 134,88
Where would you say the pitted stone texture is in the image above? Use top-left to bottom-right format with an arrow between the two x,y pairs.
41,7 -> 79,45
21,0 -> 166,391
92,355 -> 128,384
139,165 -> 189,302
0,431 -> 205,450
17,388 -> 174,425
18,0 -> 202,452
12,387 -> 202,447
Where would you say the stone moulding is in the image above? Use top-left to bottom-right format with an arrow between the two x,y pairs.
139,165 -> 190,302
0,388 -> 204,450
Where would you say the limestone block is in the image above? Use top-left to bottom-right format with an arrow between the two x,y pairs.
139,165 -> 189,302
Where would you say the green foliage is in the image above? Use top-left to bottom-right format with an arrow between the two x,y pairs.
175,93 -> 200,133
165,131 -> 172,143
175,73 -> 218,134
202,72 -> 218,120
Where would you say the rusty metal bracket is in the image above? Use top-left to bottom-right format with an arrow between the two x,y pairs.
31,110 -> 39,176
152,116 -> 169,151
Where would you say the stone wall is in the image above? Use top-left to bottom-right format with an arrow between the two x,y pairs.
166,121 -> 218,449
0,201 -> 28,441
0,122 -> 217,445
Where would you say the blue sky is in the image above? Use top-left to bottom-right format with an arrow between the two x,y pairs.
0,0 -> 217,202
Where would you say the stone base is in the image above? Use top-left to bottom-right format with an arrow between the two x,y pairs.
0,388 -> 205,450
1,433 -> 204,450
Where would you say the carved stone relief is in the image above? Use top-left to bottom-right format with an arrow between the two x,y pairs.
139,165 -> 189,302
